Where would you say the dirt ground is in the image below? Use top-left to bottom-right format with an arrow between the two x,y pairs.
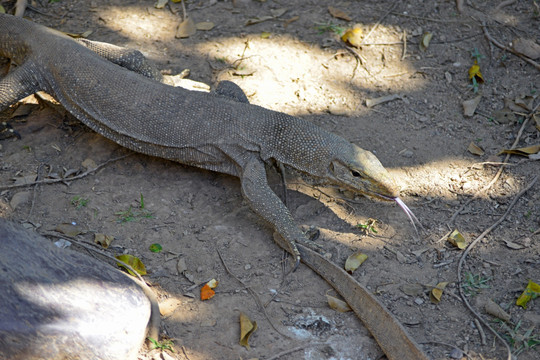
1,0 -> 539,359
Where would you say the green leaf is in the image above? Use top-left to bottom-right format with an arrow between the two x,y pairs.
116,254 -> 147,276
149,243 -> 163,253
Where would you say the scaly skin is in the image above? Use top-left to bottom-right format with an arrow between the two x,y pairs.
0,13 -> 399,267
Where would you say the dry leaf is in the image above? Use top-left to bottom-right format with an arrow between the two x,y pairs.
196,22 -> 215,31
328,6 -> 352,21
503,239 -> 524,250
430,282 -> 449,304
94,233 -> 114,248
512,38 -> 540,60
514,94 -> 537,111
155,0 -> 168,9
341,27 -> 363,47
492,108 -> 516,124
485,299 -> 511,322
239,312 -> 257,349
176,17 -> 196,38
401,283 -> 424,296
245,15 -> 274,26
56,223 -> 85,237
270,8 -> 287,18
467,142 -> 484,156
200,284 -> 215,300
462,95 -> 481,117
344,251 -> 368,273
419,32 -> 433,51
499,144 -> 540,157
284,16 -> 299,28
516,280 -> 540,309
116,254 -> 147,276
468,62 -> 484,83
365,94 -> 401,108
326,294 -> 352,312
448,229 -> 467,249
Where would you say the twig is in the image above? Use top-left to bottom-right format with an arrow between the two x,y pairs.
401,30 -> 407,61
495,0 -> 516,10
449,117 -> 529,225
474,318 -> 487,345
0,153 -> 132,190
457,175 -> 539,360
216,248 -> 291,339
481,22 -> 540,71
40,231 -> 161,342
361,2 -> 399,45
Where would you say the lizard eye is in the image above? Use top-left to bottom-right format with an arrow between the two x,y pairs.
351,170 -> 362,178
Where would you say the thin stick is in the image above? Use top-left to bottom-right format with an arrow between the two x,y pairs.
457,175 -> 539,360
474,318 -> 487,345
216,248 -> 291,339
361,2 -> 399,45
482,22 -> 540,71
0,153 -> 131,191
449,117 -> 529,225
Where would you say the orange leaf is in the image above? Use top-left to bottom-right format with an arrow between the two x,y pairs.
200,284 -> 215,300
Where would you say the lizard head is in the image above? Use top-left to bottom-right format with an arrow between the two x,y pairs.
327,144 -> 399,201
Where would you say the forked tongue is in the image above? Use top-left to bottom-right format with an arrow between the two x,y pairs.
394,197 -> 424,235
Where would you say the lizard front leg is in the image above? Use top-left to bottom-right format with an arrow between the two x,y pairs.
240,156 -> 302,270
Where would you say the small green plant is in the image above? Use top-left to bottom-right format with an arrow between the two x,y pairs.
462,272 -> 490,296
147,337 -> 175,352
470,48 -> 484,62
501,320 -> 540,356
356,218 -> 378,234
70,195 -> 89,209
315,22 -> 346,36
115,193 -> 153,223
469,76 -> 480,94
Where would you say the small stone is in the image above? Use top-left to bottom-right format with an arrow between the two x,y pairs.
244,264 -> 252,270
414,298 -> 424,305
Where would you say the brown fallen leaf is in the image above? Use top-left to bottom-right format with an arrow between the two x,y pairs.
94,233 -> 114,248
467,142 -> 484,156
485,299 -> 511,322
499,144 -> 540,157
448,229 -> 467,249
56,223 -> 86,237
176,17 -> 196,38
326,294 -> 352,312
512,38 -> 540,60
328,6 -> 352,21
196,22 -> 215,31
239,312 -> 257,349
419,32 -> 433,52
430,282 -> 449,304
344,251 -> 368,274
492,108 -> 516,124
462,95 -> 481,117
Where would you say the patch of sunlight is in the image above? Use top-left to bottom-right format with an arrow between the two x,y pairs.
195,34 -> 419,115
96,5 -> 421,116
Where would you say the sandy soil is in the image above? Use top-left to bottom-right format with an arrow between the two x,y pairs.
1,1 -> 539,359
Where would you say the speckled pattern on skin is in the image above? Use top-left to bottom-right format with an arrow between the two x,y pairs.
0,13 -> 398,264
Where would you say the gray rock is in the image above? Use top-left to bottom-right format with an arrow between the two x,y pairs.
0,218 -> 151,360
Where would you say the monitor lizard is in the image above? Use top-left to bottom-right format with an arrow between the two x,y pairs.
0,13 -> 427,359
